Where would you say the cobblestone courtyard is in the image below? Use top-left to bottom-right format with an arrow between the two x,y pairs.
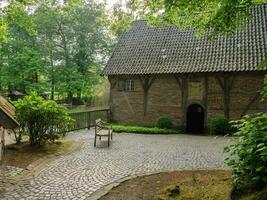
1,130 -> 231,199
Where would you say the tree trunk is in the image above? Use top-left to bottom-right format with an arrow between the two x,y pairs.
50,50 -> 55,100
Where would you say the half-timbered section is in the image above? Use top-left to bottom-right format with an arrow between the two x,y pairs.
103,5 -> 267,131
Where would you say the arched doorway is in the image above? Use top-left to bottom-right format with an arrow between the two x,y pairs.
186,104 -> 204,133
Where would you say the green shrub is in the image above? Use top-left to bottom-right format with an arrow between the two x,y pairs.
156,116 -> 173,129
210,116 -> 231,135
15,93 -> 74,146
225,113 -> 267,191
111,124 -> 178,134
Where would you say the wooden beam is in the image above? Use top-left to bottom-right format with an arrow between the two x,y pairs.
108,77 -> 117,118
173,74 -> 182,90
215,76 -> 224,90
240,93 -> 262,117
216,73 -> 236,119
139,75 -> 156,116
182,76 -> 188,129
203,75 -> 208,128
108,77 -> 118,90
148,76 -> 156,89
229,75 -> 236,89
174,74 -> 188,129
223,75 -> 230,119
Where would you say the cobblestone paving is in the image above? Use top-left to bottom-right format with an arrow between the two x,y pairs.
1,131 -> 232,199
0,165 -> 24,194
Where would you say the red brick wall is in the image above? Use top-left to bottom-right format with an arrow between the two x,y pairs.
109,72 -> 266,127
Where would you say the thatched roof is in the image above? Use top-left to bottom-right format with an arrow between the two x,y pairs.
103,4 -> 267,75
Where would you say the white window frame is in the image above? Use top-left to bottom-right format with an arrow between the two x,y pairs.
125,80 -> 135,91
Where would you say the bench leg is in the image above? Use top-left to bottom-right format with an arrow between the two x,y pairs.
99,136 -> 101,141
108,134 -> 110,147
94,135 -> 97,147
111,132 -> 113,140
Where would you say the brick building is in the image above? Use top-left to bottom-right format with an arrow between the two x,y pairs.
103,4 -> 267,132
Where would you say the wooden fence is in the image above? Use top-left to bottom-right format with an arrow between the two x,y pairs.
68,107 -> 110,131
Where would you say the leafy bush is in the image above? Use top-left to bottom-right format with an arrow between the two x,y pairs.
210,116 -> 231,135
225,113 -> 267,191
15,93 -> 74,146
156,116 -> 173,129
111,124 -> 178,134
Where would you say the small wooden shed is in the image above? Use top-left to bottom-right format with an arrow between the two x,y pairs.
0,95 -> 19,161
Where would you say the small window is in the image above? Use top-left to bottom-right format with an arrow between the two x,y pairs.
125,80 -> 135,91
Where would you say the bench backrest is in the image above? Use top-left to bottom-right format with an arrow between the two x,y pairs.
95,118 -> 103,133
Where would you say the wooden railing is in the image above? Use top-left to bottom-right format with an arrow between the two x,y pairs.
68,106 -> 110,131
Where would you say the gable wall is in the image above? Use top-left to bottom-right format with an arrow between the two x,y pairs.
109,72 -> 266,127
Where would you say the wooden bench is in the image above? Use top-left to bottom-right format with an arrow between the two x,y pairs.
94,119 -> 113,147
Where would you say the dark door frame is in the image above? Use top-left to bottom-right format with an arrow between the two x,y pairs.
186,103 -> 205,133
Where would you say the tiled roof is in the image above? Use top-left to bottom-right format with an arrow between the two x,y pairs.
103,4 -> 267,75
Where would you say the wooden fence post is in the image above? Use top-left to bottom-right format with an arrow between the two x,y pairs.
87,112 -> 91,129
68,108 -> 110,131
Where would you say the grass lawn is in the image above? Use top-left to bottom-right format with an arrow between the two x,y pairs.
111,124 -> 180,134
2,140 -> 78,169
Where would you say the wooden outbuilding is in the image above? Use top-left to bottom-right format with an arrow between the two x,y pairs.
0,95 -> 19,161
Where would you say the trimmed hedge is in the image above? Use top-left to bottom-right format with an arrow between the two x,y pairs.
111,124 -> 179,134
156,116 -> 173,129
210,116 -> 231,135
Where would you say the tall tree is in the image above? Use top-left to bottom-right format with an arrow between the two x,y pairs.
33,0 -> 112,101
0,0 -> 112,101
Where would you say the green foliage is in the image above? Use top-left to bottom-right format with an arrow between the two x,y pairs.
156,116 -> 173,129
101,2 -> 135,37
14,93 -> 74,145
111,124 -> 178,134
0,0 -> 36,42
116,0 -> 266,38
0,0 -> 112,101
1,47 -> 45,93
224,113 -> 267,190
210,116 -> 231,135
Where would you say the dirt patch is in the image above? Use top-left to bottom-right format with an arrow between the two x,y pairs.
99,170 -> 233,200
2,140 -> 79,169
239,186 -> 267,200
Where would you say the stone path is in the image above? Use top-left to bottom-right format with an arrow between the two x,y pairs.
1,130 -> 232,199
